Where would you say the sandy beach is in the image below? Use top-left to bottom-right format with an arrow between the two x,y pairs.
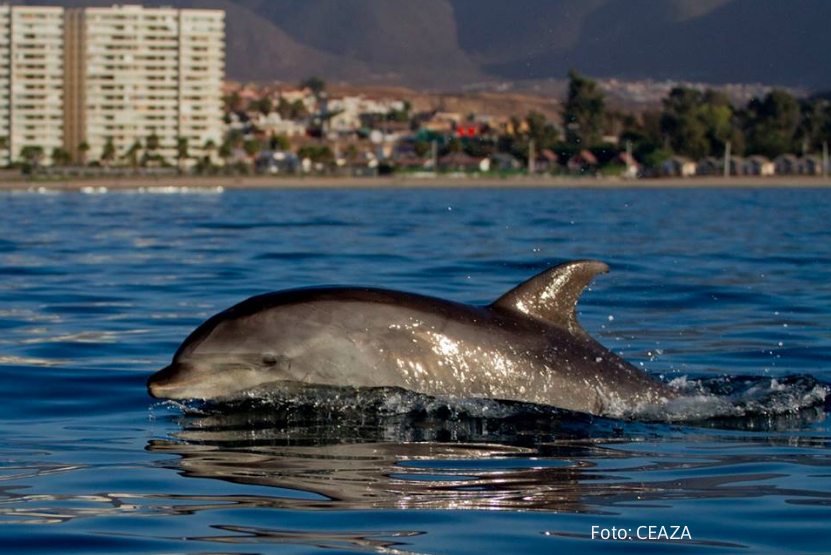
1,174 -> 830,192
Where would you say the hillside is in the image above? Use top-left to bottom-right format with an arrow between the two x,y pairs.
13,0 -> 831,89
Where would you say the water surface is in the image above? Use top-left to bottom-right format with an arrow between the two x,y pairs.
1,187 -> 830,554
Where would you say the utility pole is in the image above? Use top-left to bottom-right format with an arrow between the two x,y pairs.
723,140 -> 731,178
528,139 -> 535,175
626,140 -> 633,178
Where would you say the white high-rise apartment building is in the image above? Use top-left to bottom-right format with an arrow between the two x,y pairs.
0,6 -> 65,166
0,4 -> 225,166
65,5 -> 225,164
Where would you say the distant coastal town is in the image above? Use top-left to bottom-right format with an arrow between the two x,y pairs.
208,73 -> 829,181
0,4 -> 829,184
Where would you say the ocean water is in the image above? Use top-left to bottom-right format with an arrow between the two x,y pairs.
1,186 -> 830,554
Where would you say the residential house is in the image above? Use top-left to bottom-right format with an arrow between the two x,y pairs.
615,152 -> 639,178
728,155 -> 747,176
491,153 -> 522,172
438,152 -> 490,173
250,113 -> 308,137
256,150 -> 299,174
774,154 -> 799,175
660,156 -> 696,177
534,149 -> 559,173
697,157 -> 721,176
567,150 -> 598,173
799,155 -> 823,175
421,112 -> 461,134
745,155 -> 775,176
394,156 -> 430,172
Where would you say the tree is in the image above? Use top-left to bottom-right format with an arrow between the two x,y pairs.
219,140 -> 233,167
525,111 -> 559,150
345,143 -> 359,174
660,87 -> 744,159
277,97 -> 309,120
255,97 -> 273,115
796,98 -> 831,152
297,144 -> 333,165
300,76 -> 326,98
291,99 -> 309,119
203,139 -> 217,165
660,87 -> 709,159
699,99 -> 744,157
123,140 -> 142,168
269,134 -> 290,151
223,90 -> 242,112
21,145 -> 45,167
445,137 -> 463,154
146,133 -> 160,151
101,138 -> 116,166
277,97 -> 293,119
413,139 -> 430,158
78,141 -> 90,165
145,132 -> 161,165
176,137 -> 189,170
562,69 -> 606,146
51,147 -> 72,166
243,138 -> 262,158
745,90 -> 800,158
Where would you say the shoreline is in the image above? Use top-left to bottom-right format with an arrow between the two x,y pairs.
1,174 -> 830,192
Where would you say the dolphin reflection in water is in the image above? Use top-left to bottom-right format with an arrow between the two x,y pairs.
148,260 -> 678,416
142,403 -> 831,516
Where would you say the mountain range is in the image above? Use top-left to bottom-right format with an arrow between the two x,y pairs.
14,0 -> 831,90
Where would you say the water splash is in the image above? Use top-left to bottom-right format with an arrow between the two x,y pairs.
625,374 -> 829,424
167,373 -> 829,433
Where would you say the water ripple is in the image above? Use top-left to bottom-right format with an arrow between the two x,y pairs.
0,188 -> 830,554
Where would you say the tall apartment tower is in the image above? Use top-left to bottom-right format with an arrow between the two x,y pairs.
0,6 -> 65,166
64,5 -> 225,164
0,4 -> 224,166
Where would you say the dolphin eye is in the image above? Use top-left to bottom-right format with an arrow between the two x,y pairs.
261,353 -> 278,367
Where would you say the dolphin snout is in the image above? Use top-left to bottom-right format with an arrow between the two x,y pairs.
147,362 -> 195,399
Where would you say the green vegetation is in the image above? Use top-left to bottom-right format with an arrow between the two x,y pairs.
563,69 -> 606,146
300,76 -> 326,98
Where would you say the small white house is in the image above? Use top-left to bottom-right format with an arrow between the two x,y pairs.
745,155 -> 775,176
661,156 -> 696,177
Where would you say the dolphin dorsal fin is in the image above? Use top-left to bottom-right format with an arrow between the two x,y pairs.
490,260 -> 610,332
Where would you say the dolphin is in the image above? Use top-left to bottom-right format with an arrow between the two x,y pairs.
147,260 -> 677,416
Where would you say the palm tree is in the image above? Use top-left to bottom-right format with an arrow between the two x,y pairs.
346,143 -> 359,176
78,141 -> 90,166
203,139 -> 217,163
127,141 -> 144,168
176,137 -> 189,172
144,132 -> 160,166
0,136 -> 10,167
21,145 -> 45,169
219,140 -> 232,168
51,147 -> 71,167
101,138 -> 116,167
